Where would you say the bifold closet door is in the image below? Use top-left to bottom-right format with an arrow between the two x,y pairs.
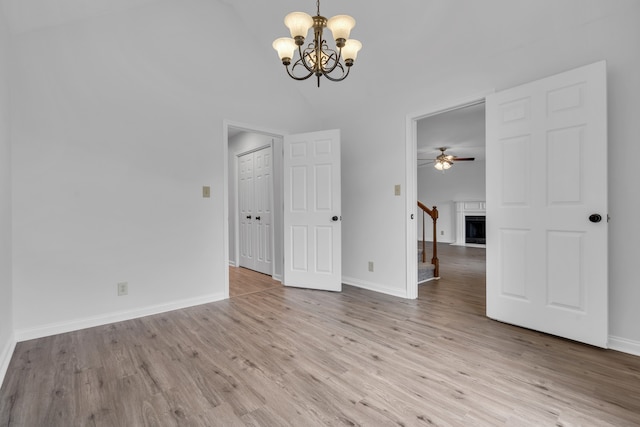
238,147 -> 273,275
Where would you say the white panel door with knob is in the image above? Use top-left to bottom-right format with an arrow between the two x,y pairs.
284,129 -> 341,291
486,61 -> 608,347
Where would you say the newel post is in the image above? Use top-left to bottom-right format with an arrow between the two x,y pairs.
431,206 -> 439,277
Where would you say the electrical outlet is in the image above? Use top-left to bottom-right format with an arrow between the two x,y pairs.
117,282 -> 128,296
202,186 -> 211,198
368,261 -> 374,272
441,230 -> 444,235
394,184 -> 401,196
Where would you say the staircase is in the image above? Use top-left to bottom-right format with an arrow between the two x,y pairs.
417,201 -> 440,283
418,243 -> 436,283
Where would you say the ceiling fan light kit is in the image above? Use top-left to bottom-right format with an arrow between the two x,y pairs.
419,147 -> 476,171
434,159 -> 452,171
272,0 -> 362,87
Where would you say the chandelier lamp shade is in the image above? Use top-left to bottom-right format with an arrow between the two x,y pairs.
272,0 -> 362,87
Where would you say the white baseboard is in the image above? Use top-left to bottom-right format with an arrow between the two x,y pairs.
0,332 -> 16,388
15,292 -> 226,342
418,276 -> 440,285
608,335 -> 640,357
342,276 -> 408,299
273,273 -> 282,283
228,260 -> 237,267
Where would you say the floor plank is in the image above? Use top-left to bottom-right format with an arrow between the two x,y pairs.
229,267 -> 282,298
1,244 -> 639,426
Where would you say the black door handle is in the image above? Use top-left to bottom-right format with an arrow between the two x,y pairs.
246,215 -> 252,219
331,216 -> 339,222
255,216 -> 261,221
589,214 -> 602,223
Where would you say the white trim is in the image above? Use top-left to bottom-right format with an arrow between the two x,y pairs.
405,91 -> 493,300
14,293 -> 225,342
418,277 -> 440,285
232,153 -> 240,269
0,333 -> 16,388
405,114 -> 418,299
608,335 -> 640,357
223,122 -> 230,299
228,260 -> 237,267
342,276 -> 408,299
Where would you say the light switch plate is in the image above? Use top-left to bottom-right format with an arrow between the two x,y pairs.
394,184 -> 401,196
117,282 -> 128,296
203,186 -> 211,198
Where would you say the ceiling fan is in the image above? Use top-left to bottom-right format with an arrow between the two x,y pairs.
418,147 -> 475,170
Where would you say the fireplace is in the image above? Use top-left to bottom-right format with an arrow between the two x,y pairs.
454,201 -> 486,246
465,215 -> 486,244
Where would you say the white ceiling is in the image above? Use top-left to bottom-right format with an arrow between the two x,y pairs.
4,0 -> 632,143
417,102 -> 486,163
6,1 -> 617,70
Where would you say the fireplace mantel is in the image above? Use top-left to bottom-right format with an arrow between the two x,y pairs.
453,201 -> 486,246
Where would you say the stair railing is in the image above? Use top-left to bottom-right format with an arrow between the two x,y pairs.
417,201 -> 439,277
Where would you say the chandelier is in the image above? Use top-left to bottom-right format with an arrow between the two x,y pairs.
272,0 -> 362,87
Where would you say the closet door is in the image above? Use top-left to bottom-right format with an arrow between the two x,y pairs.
253,147 -> 273,275
238,153 -> 255,270
238,147 -> 273,275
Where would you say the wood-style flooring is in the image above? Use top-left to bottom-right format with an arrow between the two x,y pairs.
229,267 -> 282,298
1,245 -> 639,426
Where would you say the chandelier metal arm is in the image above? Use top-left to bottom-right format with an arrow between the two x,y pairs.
318,44 -> 343,75
298,44 -> 316,74
285,62 -> 314,81
322,65 -> 350,82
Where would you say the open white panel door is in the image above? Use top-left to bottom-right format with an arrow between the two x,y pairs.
284,129 -> 341,291
486,61 -> 608,348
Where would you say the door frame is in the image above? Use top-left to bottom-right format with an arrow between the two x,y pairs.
405,91 -> 492,299
223,120 -> 287,299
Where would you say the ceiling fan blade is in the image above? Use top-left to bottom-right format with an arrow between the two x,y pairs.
451,157 -> 475,161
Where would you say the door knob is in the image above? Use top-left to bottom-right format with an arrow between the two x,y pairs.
246,215 -> 252,219
255,216 -> 261,221
589,214 -> 602,223
331,216 -> 339,222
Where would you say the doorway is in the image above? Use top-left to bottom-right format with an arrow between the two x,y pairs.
224,121 -> 286,299
405,93 -> 491,299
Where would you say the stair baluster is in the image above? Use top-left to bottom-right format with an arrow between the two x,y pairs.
417,201 -> 439,278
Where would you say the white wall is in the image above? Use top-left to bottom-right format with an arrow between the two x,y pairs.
338,1 -> 640,350
10,0 -> 314,338
4,0 -> 640,357
0,0 -> 15,385
417,161 -> 486,243
228,131 -> 283,281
